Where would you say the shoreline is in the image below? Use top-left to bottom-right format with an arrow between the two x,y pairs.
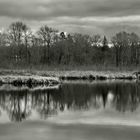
0,75 -> 60,87
0,70 -> 138,83
0,70 -> 137,80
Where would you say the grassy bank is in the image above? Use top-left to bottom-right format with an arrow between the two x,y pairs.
1,64 -> 140,71
0,75 -> 60,87
0,69 -> 137,81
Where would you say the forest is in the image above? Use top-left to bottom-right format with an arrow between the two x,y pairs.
0,21 -> 140,70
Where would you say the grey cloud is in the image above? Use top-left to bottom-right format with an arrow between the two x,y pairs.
0,0 -> 140,37
0,0 -> 140,20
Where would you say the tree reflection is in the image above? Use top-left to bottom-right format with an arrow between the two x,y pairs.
112,83 -> 140,112
33,91 -> 58,119
0,82 -> 139,122
0,91 -> 32,122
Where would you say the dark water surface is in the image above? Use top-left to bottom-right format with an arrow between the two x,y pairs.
1,81 -> 140,140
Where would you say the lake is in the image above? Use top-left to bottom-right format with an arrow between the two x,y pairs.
0,80 -> 140,140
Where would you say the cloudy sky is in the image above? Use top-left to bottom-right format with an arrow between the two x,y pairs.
0,0 -> 140,37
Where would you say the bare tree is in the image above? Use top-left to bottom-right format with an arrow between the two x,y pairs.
112,32 -> 129,67
8,21 -> 31,62
129,33 -> 140,66
22,25 -> 32,64
37,25 -> 58,64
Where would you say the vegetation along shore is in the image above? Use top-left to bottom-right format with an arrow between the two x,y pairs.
0,70 -> 139,86
1,21 -> 140,84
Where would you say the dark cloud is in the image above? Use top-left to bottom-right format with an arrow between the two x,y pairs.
0,0 -> 140,37
0,0 -> 140,19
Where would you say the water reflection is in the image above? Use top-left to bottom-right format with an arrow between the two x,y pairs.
0,81 -> 140,122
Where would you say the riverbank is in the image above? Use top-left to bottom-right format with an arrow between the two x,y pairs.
0,75 -> 60,87
0,70 -> 137,81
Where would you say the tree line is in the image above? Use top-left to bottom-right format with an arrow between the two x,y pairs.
0,21 -> 140,69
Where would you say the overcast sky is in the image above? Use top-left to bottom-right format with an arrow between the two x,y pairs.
0,0 -> 140,37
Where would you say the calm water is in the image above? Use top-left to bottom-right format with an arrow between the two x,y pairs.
1,81 -> 140,140
0,81 -> 140,125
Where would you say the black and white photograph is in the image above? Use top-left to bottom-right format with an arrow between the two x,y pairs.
0,0 -> 140,140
